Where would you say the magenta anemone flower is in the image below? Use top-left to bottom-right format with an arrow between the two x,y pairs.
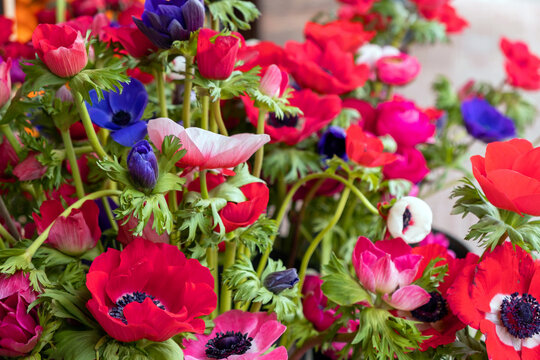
183,310 -> 287,360
147,118 -> 270,170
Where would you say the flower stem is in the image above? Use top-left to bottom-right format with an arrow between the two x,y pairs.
297,188 -> 350,295
0,222 -> 16,245
183,56 -> 193,128
101,197 -> 118,232
0,124 -> 21,155
200,170 -> 209,199
60,129 -> 85,198
56,0 -> 66,23
25,189 -> 122,260
73,92 -> 108,159
256,173 -> 377,278
0,195 -> 20,242
220,240 -> 237,314
201,95 -> 209,130
206,246 -> 219,319
211,99 -> 228,136
252,109 -> 267,178
155,67 -> 168,118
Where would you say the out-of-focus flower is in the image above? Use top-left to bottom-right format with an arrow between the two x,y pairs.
447,242 -> 540,360
500,37 -> 540,91
406,244 -> 479,350
356,43 -> 400,68
376,100 -> 436,147
285,40 -> 369,95
183,310 -> 287,360
243,89 -> 342,146
0,272 -> 42,357
0,16 -> 13,45
304,20 -> 375,52
376,53 -> 421,86
31,24 -> 87,78
346,124 -> 397,167
133,0 -> 205,49
0,59 -> 11,108
13,153 -> 47,181
471,138 -> 540,216
263,268 -> 299,294
218,182 -> 269,233
114,26 -> 158,58
302,275 -> 339,331
387,196 -> 433,244
33,200 -> 101,256
461,98 -> 516,143
436,4 -> 468,34
352,236 -> 430,310
127,140 -> 158,190
342,98 -> 377,132
148,117 -> 270,170
86,78 -> 148,146
86,238 -> 216,342
383,146 -> 429,184
196,29 -> 241,80
117,214 -> 170,245
55,85 -> 73,103
318,126 -> 348,161
419,232 -> 450,249
259,64 -> 285,98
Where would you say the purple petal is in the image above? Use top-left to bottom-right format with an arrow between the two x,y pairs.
111,122 -> 148,147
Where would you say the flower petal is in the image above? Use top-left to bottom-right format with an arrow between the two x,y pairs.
383,285 -> 430,311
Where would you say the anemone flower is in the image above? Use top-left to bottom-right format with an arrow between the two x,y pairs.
147,117 -> 270,170
85,78 -> 148,146
182,310 -> 287,360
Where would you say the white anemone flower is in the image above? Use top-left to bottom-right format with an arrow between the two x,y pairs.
387,196 -> 433,244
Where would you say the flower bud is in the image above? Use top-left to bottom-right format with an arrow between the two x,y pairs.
259,64 -> 282,97
263,268 -> 299,294
127,140 -> 158,190
55,85 -> 73,103
31,24 -> 88,78
196,29 -> 241,80
0,58 -> 11,108
387,196 -> 433,244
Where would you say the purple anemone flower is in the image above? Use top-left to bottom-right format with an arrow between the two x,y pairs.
317,126 -> 348,161
461,97 -> 516,143
85,78 -> 148,147
127,140 -> 159,190
133,0 -> 205,49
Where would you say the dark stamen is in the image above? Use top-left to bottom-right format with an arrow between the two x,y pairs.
402,208 -> 412,231
109,291 -> 165,324
500,292 -> 540,339
112,110 -> 132,126
411,292 -> 448,323
205,331 -> 253,359
267,113 -> 299,128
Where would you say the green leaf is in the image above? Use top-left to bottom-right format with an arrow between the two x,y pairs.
247,86 -> 302,120
321,254 -> 371,306
70,62 -> 129,103
158,135 -> 187,174
236,216 -> 277,253
409,19 -> 448,44
263,146 -> 321,183
208,0 -> 261,31
20,59 -> 67,93
413,257 -> 448,293
52,329 -> 102,360
141,339 -> 184,360
36,288 -> 98,329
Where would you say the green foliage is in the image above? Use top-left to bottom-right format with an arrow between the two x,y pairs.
193,67 -> 261,101
409,19 -> 448,44
413,257 -> 448,293
331,108 -> 361,129
263,146 -> 322,183
236,216 -> 277,253
223,257 -> 299,321
51,329 -> 102,360
321,254 -> 371,306
70,61 -> 130,104
20,60 -> 67,93
247,86 -> 302,120
411,329 -> 488,359
208,0 -> 261,31
353,308 -> 428,360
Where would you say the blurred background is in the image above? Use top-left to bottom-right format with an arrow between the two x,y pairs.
258,0 -> 540,252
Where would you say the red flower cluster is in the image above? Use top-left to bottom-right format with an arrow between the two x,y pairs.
500,37 -> 540,91
86,238 -> 216,342
411,0 -> 468,34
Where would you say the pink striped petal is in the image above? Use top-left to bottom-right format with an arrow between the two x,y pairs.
383,285 -> 430,311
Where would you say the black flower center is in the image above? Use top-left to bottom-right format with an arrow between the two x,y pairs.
267,113 -> 299,128
112,110 -> 132,126
411,292 -> 448,323
319,133 -> 346,159
205,331 -> 253,359
109,291 -> 165,324
402,208 -> 412,231
500,292 -> 540,339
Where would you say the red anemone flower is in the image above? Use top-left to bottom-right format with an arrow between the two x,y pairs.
304,20 -> 375,53
86,238 -> 217,342
346,124 -> 397,167
447,242 -> 540,360
218,182 -> 269,233
500,38 -> 540,91
243,88 -> 342,146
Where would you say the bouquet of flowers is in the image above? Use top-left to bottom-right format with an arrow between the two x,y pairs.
0,0 -> 539,359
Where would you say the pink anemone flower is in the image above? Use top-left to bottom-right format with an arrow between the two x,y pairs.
147,118 -> 270,170
183,310 -> 287,360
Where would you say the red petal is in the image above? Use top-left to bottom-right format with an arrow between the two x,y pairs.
484,138 -> 533,173
446,263 -> 482,329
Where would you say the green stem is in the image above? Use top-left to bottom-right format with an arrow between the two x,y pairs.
474,329 -> 483,341
249,302 -> 261,313
220,240 -> 237,314
183,56 -> 193,128
256,173 -> 377,278
73,92 -> 108,159
320,233 -> 332,274
56,0 -> 66,23
206,246 -> 219,319
0,125 -> 21,155
60,129 -> 85,198
0,195 -> 20,241
211,100 -> 228,136
297,188 -> 351,294
25,190 -> 122,260
155,68 -> 168,118
0,222 -> 16,245
201,95 -> 209,130
252,109 -> 267,178
200,170 -> 209,199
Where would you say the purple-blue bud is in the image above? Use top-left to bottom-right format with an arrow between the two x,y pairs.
317,126 -> 347,160
127,140 -> 158,190
263,268 -> 299,294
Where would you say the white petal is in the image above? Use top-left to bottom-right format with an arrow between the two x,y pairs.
387,196 -> 433,244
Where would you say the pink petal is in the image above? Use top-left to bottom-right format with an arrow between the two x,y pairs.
372,255 -> 400,294
383,285 -> 430,311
